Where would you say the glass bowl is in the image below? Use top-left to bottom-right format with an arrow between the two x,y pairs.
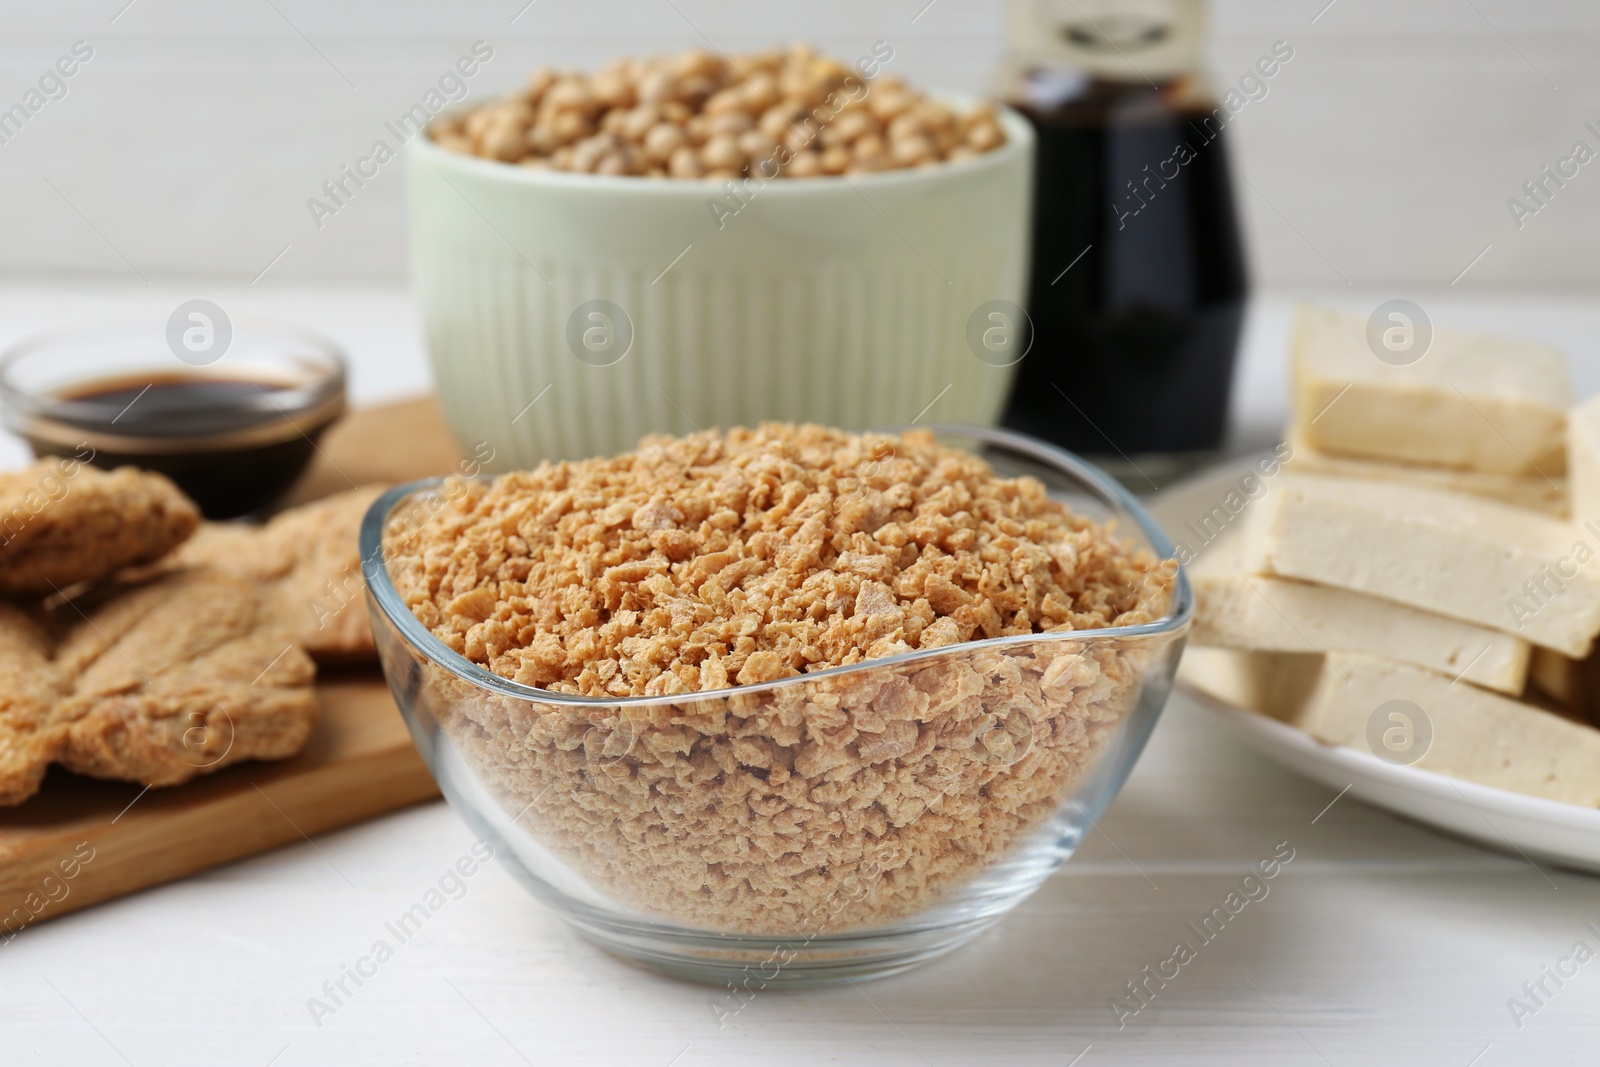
0,315 -> 346,518
360,426 -> 1192,986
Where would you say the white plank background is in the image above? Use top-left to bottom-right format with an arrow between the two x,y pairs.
1,285 -> 1599,1065
0,0 -> 1597,287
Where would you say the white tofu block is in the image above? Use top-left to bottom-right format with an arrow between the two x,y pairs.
1292,304 -> 1570,476
1192,536 -> 1530,694
1244,473 -> 1600,657
1302,652 -> 1600,807
1569,392 -> 1600,523
1285,429 -> 1568,517
1183,648 -> 1600,807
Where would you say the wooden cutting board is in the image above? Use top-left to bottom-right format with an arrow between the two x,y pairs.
0,396 -> 464,932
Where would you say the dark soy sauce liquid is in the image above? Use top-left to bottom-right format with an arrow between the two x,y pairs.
31,372 -> 337,519
1001,80 -> 1247,475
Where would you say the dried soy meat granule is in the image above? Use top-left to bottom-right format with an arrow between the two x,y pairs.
389,423 -> 1174,696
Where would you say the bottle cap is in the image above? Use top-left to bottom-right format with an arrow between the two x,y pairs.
1007,0 -> 1205,83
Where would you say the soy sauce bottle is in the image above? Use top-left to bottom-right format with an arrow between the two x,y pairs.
999,0 -> 1246,486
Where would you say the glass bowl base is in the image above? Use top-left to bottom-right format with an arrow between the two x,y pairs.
561,910 -> 1001,988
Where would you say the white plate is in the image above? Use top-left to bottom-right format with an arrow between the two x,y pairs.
1151,456 -> 1600,875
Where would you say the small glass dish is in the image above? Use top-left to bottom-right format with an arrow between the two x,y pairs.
0,316 -> 346,518
360,426 -> 1192,986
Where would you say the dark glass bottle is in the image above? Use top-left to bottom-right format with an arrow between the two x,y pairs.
999,1 -> 1247,486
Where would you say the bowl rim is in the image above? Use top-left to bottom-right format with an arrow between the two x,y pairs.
359,424 -> 1193,709
405,94 -> 1036,195
0,313 -> 349,451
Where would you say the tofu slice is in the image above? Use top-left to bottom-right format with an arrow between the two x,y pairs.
1292,304 -> 1570,476
1285,429 -> 1568,517
1569,392 -> 1600,523
1243,473 -> 1600,657
1184,648 -> 1600,807
1303,652 -> 1600,807
1193,535 -> 1530,694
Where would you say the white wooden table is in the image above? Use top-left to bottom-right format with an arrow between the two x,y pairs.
3,285 -> 1598,1066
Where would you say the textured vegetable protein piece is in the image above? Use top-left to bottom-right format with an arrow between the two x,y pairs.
161,486 -> 386,664
0,459 -> 199,597
0,603 -> 72,806
387,424 -> 1174,696
0,572 -> 319,806
410,633 -> 1153,935
54,571 -> 319,789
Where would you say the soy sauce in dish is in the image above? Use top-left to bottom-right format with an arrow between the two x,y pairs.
23,370 -> 344,519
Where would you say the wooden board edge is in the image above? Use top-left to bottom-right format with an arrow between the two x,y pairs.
0,746 -> 440,939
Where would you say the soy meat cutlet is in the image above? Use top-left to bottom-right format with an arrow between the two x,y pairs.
0,460 -> 199,597
165,486 -> 383,663
53,570 -> 318,788
0,604 -> 72,806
